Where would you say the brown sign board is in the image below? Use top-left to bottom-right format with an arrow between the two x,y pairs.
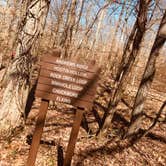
35,56 -> 100,110
27,56 -> 100,166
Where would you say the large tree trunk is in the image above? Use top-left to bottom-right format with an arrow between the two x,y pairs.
0,0 -> 50,137
126,10 -> 166,137
99,0 -> 152,134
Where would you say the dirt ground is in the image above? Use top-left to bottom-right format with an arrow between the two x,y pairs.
0,95 -> 165,166
0,58 -> 165,166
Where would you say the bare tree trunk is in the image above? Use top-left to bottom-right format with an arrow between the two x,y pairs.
0,0 -> 50,137
114,0 -> 134,69
116,21 -> 137,81
99,0 -> 152,134
75,0 -> 85,33
74,2 -> 111,55
126,10 -> 166,137
52,0 -> 69,48
60,0 -> 77,58
0,1 -> 19,87
0,0 -> 31,83
91,7 -> 106,58
107,0 -> 126,62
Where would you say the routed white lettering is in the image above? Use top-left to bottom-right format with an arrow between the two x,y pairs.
51,80 -> 83,91
50,73 -> 61,79
56,59 -> 88,70
50,72 -> 87,85
53,66 -> 88,77
56,96 -> 71,104
52,88 -> 78,98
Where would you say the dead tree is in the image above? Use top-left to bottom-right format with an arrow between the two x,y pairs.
0,0 -> 50,137
126,10 -> 166,137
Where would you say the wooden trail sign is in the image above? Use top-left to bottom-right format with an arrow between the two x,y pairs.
27,55 -> 100,166
36,56 -> 100,109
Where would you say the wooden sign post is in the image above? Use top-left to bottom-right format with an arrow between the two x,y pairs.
26,56 -> 100,166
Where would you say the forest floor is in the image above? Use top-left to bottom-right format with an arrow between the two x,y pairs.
0,60 -> 166,166
0,93 -> 165,166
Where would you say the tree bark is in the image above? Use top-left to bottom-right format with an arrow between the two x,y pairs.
75,0 -> 85,33
126,10 -> 166,137
91,6 -> 107,58
52,0 -> 69,48
99,0 -> 152,134
0,0 -> 50,137
107,0 -> 126,62
60,0 -> 77,58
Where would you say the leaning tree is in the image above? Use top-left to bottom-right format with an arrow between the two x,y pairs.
0,0 -> 50,137
98,0 -> 152,134
127,9 -> 166,137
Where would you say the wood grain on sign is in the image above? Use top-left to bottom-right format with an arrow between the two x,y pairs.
40,69 -> 89,85
36,83 -> 97,102
35,91 -> 94,110
38,77 -> 84,91
35,56 -> 100,109
35,79 -> 98,110
40,56 -> 97,72
36,83 -> 95,97
39,61 -> 98,78
37,77 -> 97,95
